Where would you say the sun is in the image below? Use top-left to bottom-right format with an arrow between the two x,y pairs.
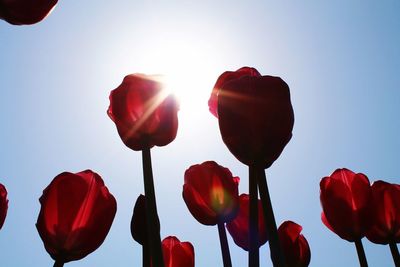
136,39 -> 221,120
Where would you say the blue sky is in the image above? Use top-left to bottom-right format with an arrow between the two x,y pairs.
0,1 -> 399,266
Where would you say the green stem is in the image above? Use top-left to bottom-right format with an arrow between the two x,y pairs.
257,169 -> 286,267
142,148 -> 165,267
249,166 -> 259,267
218,223 -> 232,267
389,242 -> 400,267
53,261 -> 64,267
354,239 -> 368,267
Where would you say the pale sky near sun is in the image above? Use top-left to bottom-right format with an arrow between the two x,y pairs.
0,1 -> 399,266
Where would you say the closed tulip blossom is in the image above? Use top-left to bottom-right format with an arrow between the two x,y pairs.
0,183 -> 8,230
209,67 -> 294,169
226,194 -> 268,251
183,161 -> 240,225
320,168 -> 372,266
366,181 -> 400,266
278,221 -> 311,267
366,180 -> 400,244
161,236 -> 194,267
320,168 -> 372,242
0,0 -> 58,25
108,73 -> 179,151
36,170 -> 117,266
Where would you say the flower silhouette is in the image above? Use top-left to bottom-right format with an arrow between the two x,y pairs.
209,67 -> 294,169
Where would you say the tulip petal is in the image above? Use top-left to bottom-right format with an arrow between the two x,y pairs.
183,184 -> 218,225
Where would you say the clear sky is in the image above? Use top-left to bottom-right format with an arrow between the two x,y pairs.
0,1 -> 399,266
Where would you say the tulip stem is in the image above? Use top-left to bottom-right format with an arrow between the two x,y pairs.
249,166 -> 259,267
53,261 -> 64,267
257,169 -> 286,267
218,223 -> 232,267
142,148 -> 165,267
389,242 -> 400,267
143,244 -> 151,267
354,239 -> 368,267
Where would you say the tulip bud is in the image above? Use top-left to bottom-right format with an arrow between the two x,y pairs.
366,180 -> 400,244
320,168 -> 372,242
209,67 -> 294,169
278,221 -> 311,267
130,194 -> 161,246
108,74 -> 179,151
36,170 -> 117,263
183,161 -> 240,225
161,236 -> 194,267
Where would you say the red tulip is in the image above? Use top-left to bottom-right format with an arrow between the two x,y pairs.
0,183 -> 8,230
108,74 -> 179,151
36,170 -> 117,263
320,168 -> 372,242
0,0 -> 58,25
366,180 -> 400,244
160,236 -> 194,267
278,221 -> 311,267
183,161 -> 240,225
226,194 -> 268,250
209,67 -> 294,169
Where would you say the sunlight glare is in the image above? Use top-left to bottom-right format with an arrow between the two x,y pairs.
138,40 -> 220,123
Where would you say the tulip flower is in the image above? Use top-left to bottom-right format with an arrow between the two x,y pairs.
108,73 -> 179,151
0,0 -> 58,25
183,161 -> 240,225
209,67 -> 294,169
226,194 -> 268,251
161,236 -> 194,267
278,221 -> 311,267
210,67 -> 293,267
108,73 -> 179,267
36,170 -> 117,267
320,168 -> 372,267
0,183 -> 8,230
183,161 -> 239,267
366,180 -> 400,266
